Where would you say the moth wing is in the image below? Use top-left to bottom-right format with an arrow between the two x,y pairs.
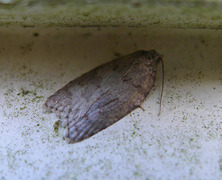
44,52 -> 143,143
44,52 -> 136,124
65,90 -> 120,143
44,70 -> 102,123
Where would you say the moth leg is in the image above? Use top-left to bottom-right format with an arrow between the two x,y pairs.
139,105 -> 145,111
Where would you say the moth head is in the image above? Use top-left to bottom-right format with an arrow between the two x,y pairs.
136,50 -> 163,65
147,50 -> 163,64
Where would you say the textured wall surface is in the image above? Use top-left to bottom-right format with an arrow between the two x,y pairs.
0,27 -> 221,179
0,0 -> 222,29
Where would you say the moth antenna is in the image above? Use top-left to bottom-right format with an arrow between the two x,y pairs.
158,58 -> 164,116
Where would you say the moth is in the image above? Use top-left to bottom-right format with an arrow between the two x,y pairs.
44,50 -> 164,143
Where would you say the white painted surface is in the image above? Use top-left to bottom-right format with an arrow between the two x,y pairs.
0,27 -> 221,180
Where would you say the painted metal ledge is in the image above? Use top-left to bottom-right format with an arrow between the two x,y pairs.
0,0 -> 222,29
